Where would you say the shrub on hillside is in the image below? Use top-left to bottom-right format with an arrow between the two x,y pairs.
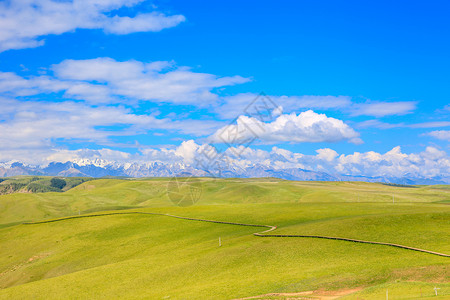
50,178 -> 66,189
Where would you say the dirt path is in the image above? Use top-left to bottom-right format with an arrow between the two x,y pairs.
233,287 -> 363,299
23,211 -> 450,258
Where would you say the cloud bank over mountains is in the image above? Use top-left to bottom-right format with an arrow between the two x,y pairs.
1,141 -> 448,184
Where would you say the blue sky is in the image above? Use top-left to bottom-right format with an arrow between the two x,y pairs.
0,0 -> 449,179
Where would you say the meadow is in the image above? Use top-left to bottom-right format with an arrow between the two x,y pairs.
0,177 -> 448,299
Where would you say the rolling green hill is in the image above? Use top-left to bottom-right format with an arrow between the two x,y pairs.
0,178 -> 449,299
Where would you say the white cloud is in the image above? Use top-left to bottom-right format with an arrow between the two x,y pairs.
0,58 -> 250,105
54,58 -> 250,105
220,145 -> 449,179
102,12 -> 185,34
210,110 -> 362,144
356,119 -> 404,129
0,59 -> 424,118
46,148 -> 132,165
53,58 -> 153,81
217,93 -> 351,119
175,140 -> 199,164
357,120 -> 450,130
0,72 -> 66,96
0,0 -> 185,52
424,130 -> 450,142
333,146 -> 449,178
0,97 -> 223,159
316,148 -> 339,162
351,101 -> 417,117
217,93 -> 420,119
410,121 -> 450,128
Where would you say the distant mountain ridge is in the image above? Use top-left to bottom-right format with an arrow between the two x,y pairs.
0,160 -> 448,185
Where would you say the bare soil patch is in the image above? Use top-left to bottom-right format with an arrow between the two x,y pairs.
234,287 -> 363,300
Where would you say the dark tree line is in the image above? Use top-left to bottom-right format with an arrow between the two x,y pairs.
50,177 -> 66,189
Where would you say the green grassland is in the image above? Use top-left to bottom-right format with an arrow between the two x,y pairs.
0,177 -> 449,299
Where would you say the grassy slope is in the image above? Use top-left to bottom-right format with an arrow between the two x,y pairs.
0,178 -> 448,299
0,178 -> 448,225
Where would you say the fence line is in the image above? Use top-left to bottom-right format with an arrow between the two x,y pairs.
23,211 -> 450,258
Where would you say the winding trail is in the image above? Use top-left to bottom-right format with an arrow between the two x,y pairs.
23,211 -> 450,258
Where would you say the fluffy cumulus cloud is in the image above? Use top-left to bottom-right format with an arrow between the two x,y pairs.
0,0 -> 185,52
210,110 -> 362,144
425,130 -> 450,141
316,148 -> 339,162
334,146 -> 449,179
186,144 -> 449,179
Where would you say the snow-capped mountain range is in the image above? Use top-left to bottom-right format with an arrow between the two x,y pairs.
0,160 -> 448,185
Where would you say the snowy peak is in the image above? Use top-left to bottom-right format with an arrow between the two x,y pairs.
0,160 -> 448,185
